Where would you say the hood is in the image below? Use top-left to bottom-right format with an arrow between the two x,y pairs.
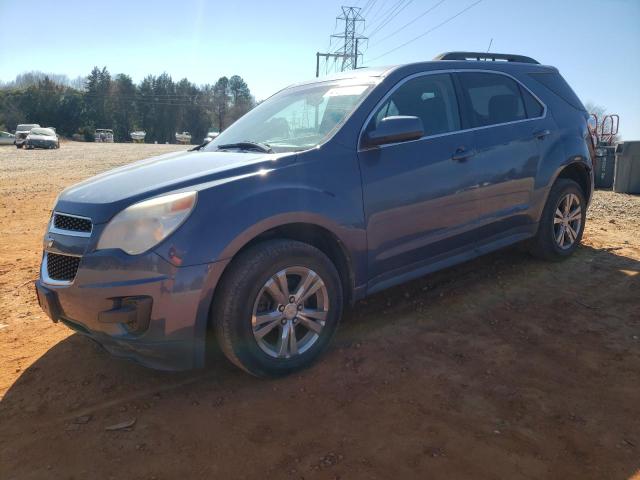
56,150 -> 294,224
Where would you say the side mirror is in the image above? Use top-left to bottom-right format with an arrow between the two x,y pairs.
363,115 -> 424,148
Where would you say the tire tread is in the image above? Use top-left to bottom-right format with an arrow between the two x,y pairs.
211,239 -> 342,377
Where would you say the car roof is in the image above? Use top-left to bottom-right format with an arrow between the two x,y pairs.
291,53 -> 556,90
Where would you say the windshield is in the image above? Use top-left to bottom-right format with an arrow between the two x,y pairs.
17,124 -> 38,132
204,80 -> 375,153
30,128 -> 55,136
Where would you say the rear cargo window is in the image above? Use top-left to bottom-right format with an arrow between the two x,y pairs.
528,72 -> 585,111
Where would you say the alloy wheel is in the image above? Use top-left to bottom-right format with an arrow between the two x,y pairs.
553,193 -> 582,250
251,266 -> 329,359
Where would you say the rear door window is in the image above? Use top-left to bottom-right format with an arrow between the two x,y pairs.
457,72 -> 526,127
370,73 -> 461,137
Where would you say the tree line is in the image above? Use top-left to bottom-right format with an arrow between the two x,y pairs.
0,67 -> 255,144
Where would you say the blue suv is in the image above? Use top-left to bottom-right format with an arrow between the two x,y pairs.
35,52 -> 594,376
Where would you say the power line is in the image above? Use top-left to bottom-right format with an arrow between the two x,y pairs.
368,0 -> 406,36
369,0 -> 446,47
367,0 -> 414,38
361,0 -> 377,17
360,0 -> 373,15
367,0 -> 405,29
366,0 -> 484,63
368,0 -> 392,24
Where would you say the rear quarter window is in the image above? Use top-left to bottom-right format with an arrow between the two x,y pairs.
520,87 -> 544,118
528,72 -> 585,111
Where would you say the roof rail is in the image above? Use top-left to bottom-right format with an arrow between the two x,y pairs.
434,51 -> 540,64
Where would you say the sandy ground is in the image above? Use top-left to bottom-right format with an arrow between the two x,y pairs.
0,142 -> 638,480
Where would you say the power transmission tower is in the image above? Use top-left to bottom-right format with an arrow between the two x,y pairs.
316,6 -> 368,77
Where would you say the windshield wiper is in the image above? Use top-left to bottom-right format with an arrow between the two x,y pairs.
189,142 -> 208,151
217,141 -> 273,153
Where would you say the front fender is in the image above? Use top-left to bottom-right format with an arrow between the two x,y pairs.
153,147 -> 367,283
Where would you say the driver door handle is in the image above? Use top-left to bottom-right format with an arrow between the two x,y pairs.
533,129 -> 551,139
452,147 -> 476,162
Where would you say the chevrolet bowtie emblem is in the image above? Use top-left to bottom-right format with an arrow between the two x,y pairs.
46,238 -> 54,248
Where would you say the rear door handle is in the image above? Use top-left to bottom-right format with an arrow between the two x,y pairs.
452,148 -> 476,162
533,129 -> 551,139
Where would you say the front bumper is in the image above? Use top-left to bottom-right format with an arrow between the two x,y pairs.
36,248 -> 227,371
26,140 -> 56,149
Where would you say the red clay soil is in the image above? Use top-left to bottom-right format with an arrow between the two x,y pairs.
1,144 -> 639,479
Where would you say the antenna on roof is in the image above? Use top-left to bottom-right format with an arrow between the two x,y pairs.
486,38 -> 493,53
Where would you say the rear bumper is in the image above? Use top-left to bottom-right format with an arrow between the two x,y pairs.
35,250 -> 228,371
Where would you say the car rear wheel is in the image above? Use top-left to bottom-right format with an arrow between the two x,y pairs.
212,239 -> 343,377
529,178 -> 586,261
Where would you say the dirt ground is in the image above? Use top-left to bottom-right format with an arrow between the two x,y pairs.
1,142 -> 638,480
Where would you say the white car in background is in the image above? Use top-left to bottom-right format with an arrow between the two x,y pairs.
95,129 -> 114,143
205,131 -> 220,142
14,123 -> 40,148
24,127 -> 60,149
0,131 -> 16,145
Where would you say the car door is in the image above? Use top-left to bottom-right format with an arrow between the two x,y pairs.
358,72 -> 483,286
454,71 -> 550,240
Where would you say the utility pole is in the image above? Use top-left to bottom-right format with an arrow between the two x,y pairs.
316,6 -> 367,77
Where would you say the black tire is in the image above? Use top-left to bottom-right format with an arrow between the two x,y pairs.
529,178 -> 587,261
212,239 -> 343,377
16,144 -> 21,149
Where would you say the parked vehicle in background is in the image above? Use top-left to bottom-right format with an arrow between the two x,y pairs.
95,129 -> 114,143
130,131 -> 146,143
24,127 -> 59,149
35,52 -> 594,377
204,131 -> 220,144
176,132 -> 192,144
0,131 -> 16,145
14,123 -> 40,148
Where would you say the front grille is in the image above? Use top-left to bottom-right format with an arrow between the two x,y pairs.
47,253 -> 80,282
53,213 -> 92,233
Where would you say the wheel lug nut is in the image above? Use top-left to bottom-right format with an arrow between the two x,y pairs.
278,305 -> 285,312
280,318 -> 287,325
289,296 -> 296,303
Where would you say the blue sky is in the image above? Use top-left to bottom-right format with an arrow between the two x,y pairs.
1,0 -> 638,138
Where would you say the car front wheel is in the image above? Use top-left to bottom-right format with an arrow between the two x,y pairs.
212,239 -> 343,377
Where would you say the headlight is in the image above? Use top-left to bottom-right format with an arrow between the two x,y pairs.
97,191 -> 197,255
